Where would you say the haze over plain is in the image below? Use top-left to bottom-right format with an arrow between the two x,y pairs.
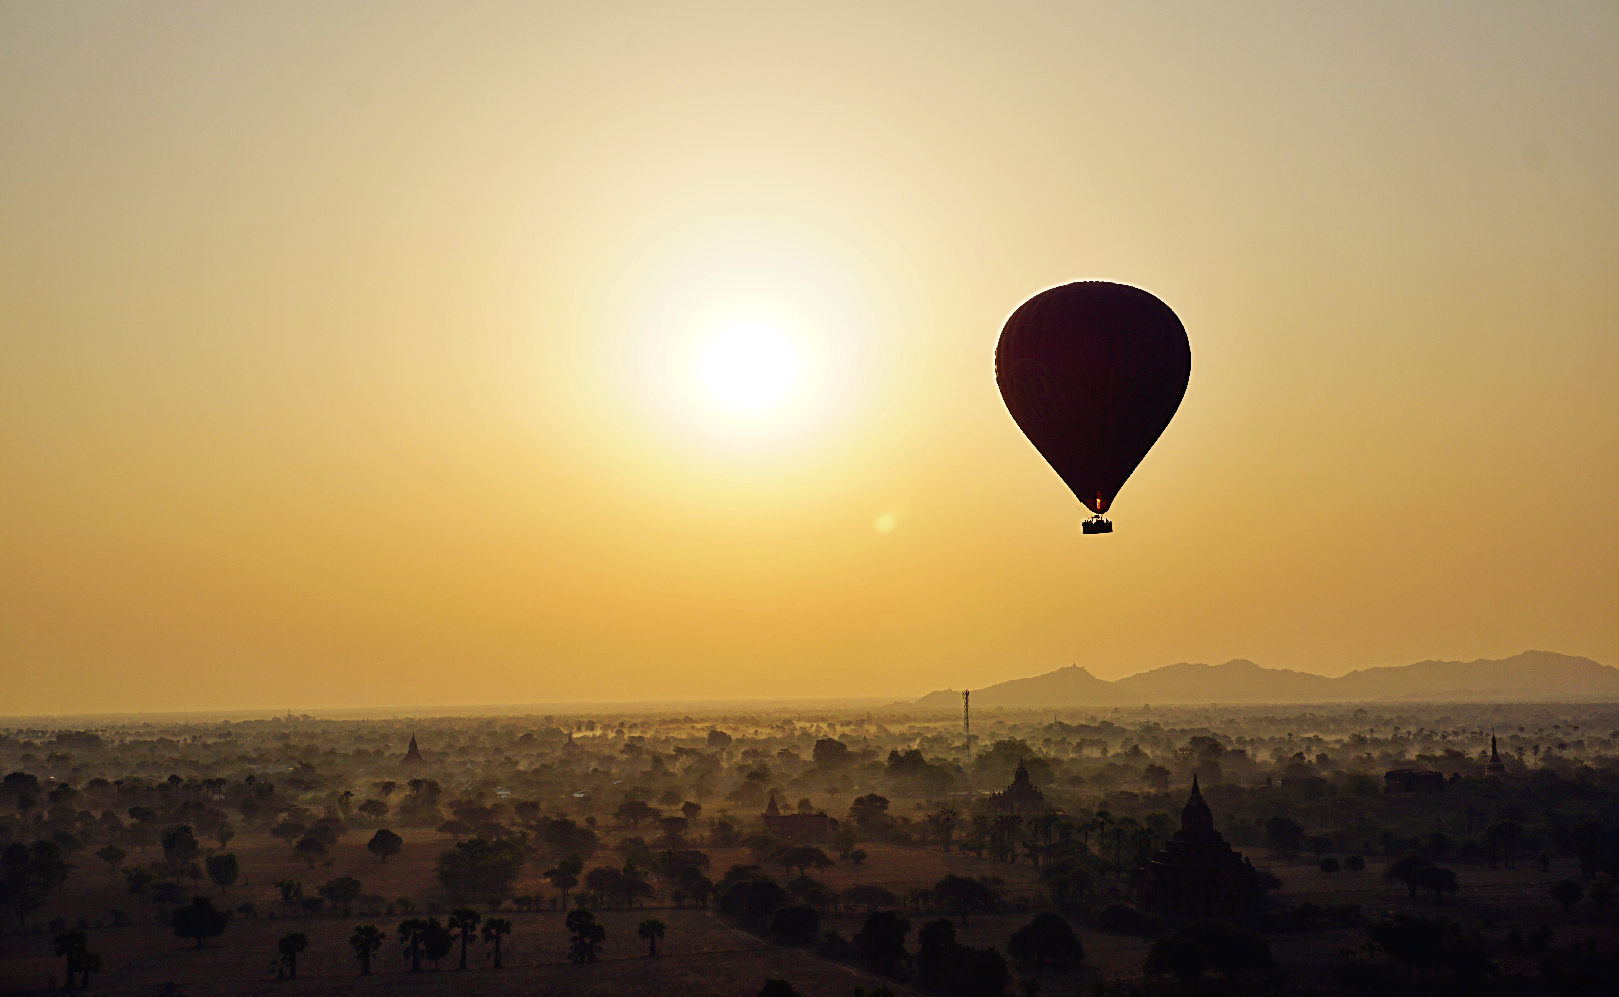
1,3 -> 1615,714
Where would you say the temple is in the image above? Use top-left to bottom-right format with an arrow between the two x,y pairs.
761,792 -> 836,842
987,760 -> 1046,816
1485,734 -> 1507,777
403,733 -> 424,765
1134,776 -> 1260,915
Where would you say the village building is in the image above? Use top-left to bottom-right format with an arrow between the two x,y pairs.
1134,776 -> 1261,915
1384,768 -> 1446,792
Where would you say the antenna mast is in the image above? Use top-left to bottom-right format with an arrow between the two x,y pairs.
962,690 -> 971,751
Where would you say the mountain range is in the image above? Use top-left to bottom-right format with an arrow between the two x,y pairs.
914,651 -> 1619,706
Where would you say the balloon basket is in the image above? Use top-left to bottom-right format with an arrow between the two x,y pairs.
1082,516 -> 1113,535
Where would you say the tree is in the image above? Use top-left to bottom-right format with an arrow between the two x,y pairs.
638,917 -> 667,955
1008,912 -> 1085,966
161,826 -> 201,868
294,835 -> 329,869
2,841 -> 71,922
448,907 -> 481,969
481,916 -> 513,968
367,828 -> 403,863
277,932 -> 308,979
398,918 -> 426,972
437,838 -> 526,899
545,854 -> 584,904
1386,856 -> 1435,899
350,924 -> 384,975
779,846 -> 834,877
769,904 -> 819,945
758,981 -> 801,997
1414,865 -> 1458,902
1345,854 -> 1365,875
1145,920 -> 1273,986
1551,878 -> 1582,914
854,910 -> 910,966
206,853 -> 239,892
681,801 -> 702,821
933,875 -> 998,925
842,884 -> 898,912
319,876 -> 363,915
1589,878 -> 1611,914
1319,856 -> 1341,875
96,844 -> 126,875
359,799 -> 389,820
214,822 -> 235,849
171,895 -> 231,947
707,730 -> 733,750
54,930 -> 87,991
615,800 -> 659,829
1264,817 -> 1304,857
420,917 -> 454,969
567,908 -> 606,963
1142,764 -> 1171,792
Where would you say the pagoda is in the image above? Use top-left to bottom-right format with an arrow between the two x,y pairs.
1134,776 -> 1260,915
1485,734 -> 1507,777
987,760 -> 1046,816
403,733 -> 424,765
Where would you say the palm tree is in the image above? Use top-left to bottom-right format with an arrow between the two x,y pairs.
447,907 -> 481,970
637,918 -> 666,957
277,933 -> 308,980
349,924 -> 384,975
481,917 -> 513,968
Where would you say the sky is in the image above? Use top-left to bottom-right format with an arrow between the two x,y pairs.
1,2 -> 1615,715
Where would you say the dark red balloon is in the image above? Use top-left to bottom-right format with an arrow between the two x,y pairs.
995,282 -> 1190,515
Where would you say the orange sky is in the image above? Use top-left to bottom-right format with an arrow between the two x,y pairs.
2,3 -> 1615,715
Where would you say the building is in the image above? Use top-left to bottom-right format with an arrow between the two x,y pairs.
761,793 -> 836,842
1384,769 -> 1445,792
986,760 -> 1046,816
1134,776 -> 1261,915
403,733 -> 424,766
1485,734 -> 1508,777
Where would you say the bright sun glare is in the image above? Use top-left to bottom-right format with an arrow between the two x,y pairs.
699,322 -> 799,411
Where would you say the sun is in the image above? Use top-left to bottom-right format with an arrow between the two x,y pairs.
698,322 -> 800,411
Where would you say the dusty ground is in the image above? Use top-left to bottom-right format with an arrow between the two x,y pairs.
3,833 -> 1615,996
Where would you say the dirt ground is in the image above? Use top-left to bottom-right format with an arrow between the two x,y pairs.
3,833 -> 1616,996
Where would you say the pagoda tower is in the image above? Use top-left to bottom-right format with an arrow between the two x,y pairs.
404,733 -> 424,765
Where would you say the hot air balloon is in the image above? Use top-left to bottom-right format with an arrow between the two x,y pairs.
995,282 -> 1190,534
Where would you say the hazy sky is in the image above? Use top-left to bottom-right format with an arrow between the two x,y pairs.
2,2 -> 1615,715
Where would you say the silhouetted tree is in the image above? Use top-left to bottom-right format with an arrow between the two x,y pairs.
1145,920 -> 1273,986
319,876 -> 363,915
854,910 -> 910,966
769,904 -> 819,945
1264,817 -> 1304,856
54,931 -> 86,991
420,917 -> 454,969
448,907 -> 481,969
398,918 -> 426,972
1414,865 -> 1458,902
95,844 -> 126,876
546,854 -> 583,904
481,916 -> 512,967
367,828 -> 403,863
1387,856 -> 1436,899
437,838 -> 525,899
1551,878 -> 1582,914
171,896 -> 231,947
1008,912 -> 1085,966
567,909 -> 605,962
277,932 -> 307,979
349,924 -> 384,975
933,875 -> 998,925
294,835 -> 328,869
206,853 -> 239,892
638,917 -> 667,955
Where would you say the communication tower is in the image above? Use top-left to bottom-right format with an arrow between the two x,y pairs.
962,690 -> 970,750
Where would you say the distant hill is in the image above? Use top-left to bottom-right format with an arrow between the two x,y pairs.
915,651 -> 1619,706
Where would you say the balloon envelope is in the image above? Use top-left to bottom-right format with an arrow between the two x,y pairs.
995,282 -> 1190,515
